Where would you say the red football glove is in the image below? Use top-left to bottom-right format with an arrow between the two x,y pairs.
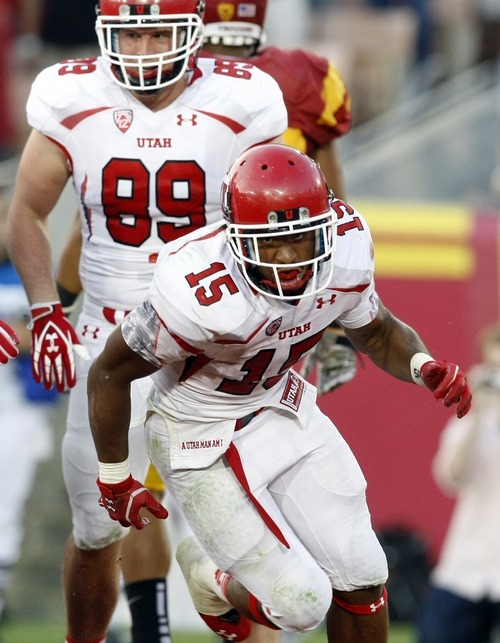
97,475 -> 169,530
0,320 -> 20,364
29,301 -> 86,392
420,360 -> 472,418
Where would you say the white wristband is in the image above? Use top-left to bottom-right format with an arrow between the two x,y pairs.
98,458 -> 130,484
410,352 -> 433,386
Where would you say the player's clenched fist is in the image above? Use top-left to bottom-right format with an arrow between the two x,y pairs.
420,360 -> 472,418
0,320 -> 20,364
29,301 -> 87,392
97,475 -> 169,530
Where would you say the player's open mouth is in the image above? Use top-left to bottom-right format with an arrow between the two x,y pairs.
265,268 -> 311,292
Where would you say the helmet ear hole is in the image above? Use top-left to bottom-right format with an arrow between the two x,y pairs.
223,144 -> 337,301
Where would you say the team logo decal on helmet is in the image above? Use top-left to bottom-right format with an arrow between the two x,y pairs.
222,144 -> 338,301
216,3 -> 236,20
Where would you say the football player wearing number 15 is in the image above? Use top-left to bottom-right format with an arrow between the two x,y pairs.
88,144 -> 472,643
201,0 -> 358,397
6,0 -> 287,642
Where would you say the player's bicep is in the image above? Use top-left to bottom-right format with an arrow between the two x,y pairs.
90,323 -> 158,393
341,302 -> 391,355
11,129 -> 70,220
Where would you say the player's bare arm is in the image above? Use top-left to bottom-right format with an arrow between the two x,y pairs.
343,301 -> 472,417
57,212 -> 83,294
88,325 -> 158,463
342,300 -> 430,382
7,129 -> 71,303
7,129 -> 84,392
88,325 -> 168,531
56,211 -> 83,312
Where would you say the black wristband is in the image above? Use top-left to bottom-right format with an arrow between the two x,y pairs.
56,282 -> 79,310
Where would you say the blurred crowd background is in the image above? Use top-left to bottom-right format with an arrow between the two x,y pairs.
1,0 -> 500,640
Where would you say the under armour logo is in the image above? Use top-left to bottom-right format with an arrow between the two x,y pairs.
316,294 -> 336,308
370,595 -> 386,612
215,630 -> 237,641
81,325 -> 100,339
45,332 -> 60,353
177,113 -> 198,126
99,497 -> 117,513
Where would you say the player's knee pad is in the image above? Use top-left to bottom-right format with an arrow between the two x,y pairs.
333,586 -> 388,615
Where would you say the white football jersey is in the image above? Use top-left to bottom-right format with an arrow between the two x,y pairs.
27,56 -> 287,310
122,201 -> 379,467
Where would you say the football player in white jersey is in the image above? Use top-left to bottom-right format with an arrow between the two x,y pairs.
202,0 -> 358,401
87,144 -> 472,643
6,0 -> 287,641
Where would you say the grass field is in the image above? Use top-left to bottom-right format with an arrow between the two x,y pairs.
0,621 -> 416,643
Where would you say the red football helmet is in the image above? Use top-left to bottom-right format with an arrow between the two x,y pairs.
222,144 -> 337,300
203,0 -> 267,52
96,0 -> 206,92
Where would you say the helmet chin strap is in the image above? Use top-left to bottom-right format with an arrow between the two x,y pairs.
130,83 -> 163,96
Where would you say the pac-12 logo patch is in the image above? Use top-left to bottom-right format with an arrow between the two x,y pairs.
114,109 -> 133,133
266,317 -> 282,336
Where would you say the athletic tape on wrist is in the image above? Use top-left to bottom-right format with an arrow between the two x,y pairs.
98,458 -> 131,484
410,353 -> 433,386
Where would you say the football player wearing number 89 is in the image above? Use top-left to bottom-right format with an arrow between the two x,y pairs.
87,144 -> 472,643
6,0 -> 287,641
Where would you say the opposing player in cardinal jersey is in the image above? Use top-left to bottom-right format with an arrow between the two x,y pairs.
88,145 -> 472,643
202,0 -> 357,397
6,0 -> 287,641
203,0 -> 350,195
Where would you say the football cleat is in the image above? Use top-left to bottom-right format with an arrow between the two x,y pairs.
176,536 -> 253,641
